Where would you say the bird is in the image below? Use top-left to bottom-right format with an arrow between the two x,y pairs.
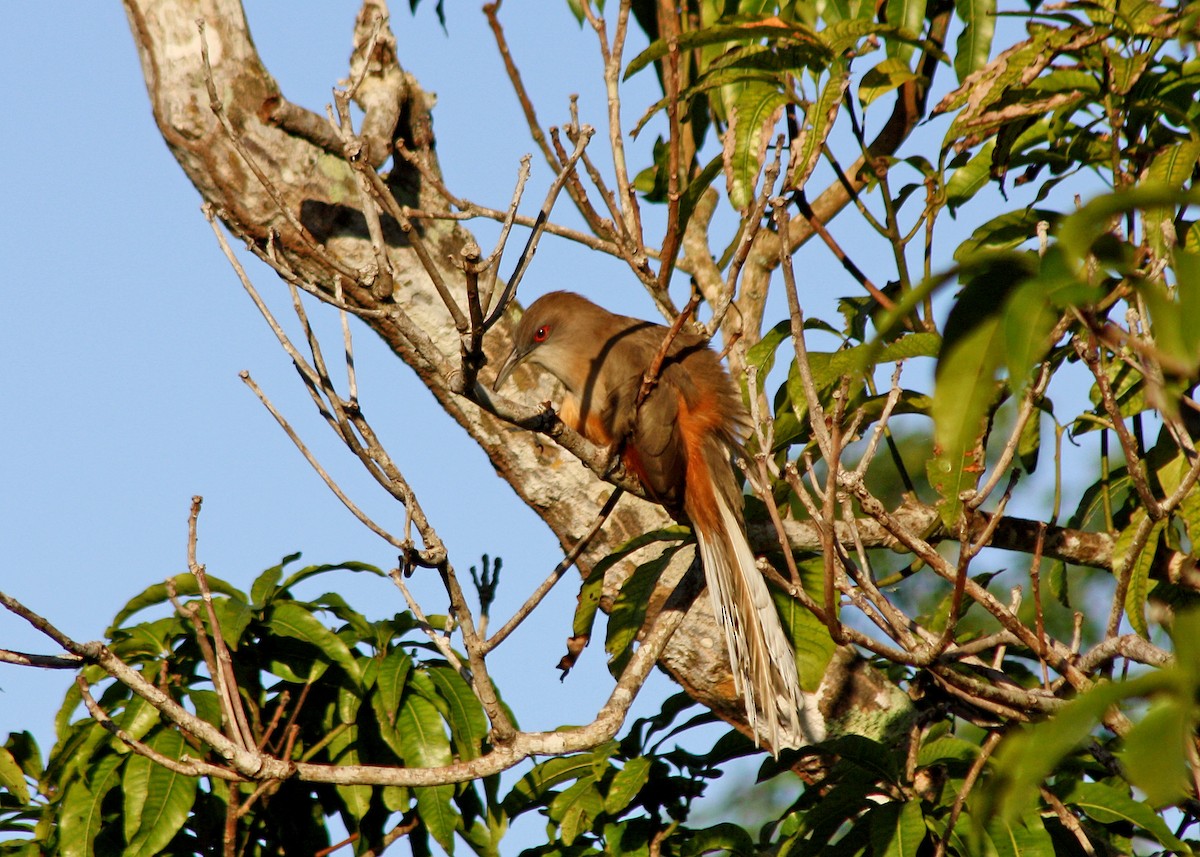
491,290 -> 821,753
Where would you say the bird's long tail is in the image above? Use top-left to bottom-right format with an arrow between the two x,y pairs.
692,487 -> 825,753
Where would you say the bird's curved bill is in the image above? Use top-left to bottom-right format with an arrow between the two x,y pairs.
491,347 -> 527,392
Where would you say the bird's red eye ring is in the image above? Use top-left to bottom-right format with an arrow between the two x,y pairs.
533,324 -> 550,343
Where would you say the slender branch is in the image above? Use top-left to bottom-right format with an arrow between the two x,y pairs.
77,676 -> 244,781
481,126 -> 596,332
483,491 -> 623,654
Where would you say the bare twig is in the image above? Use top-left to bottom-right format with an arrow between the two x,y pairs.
483,490 -> 623,654
481,126 -> 596,332
77,676 -> 244,781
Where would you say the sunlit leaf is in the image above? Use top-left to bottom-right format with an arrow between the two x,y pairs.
603,757 -> 652,815
570,526 -> 690,647
375,646 -> 413,725
503,752 -> 609,817
1058,185 -> 1200,273
885,0 -> 927,61
724,81 -> 787,211
59,780 -> 101,857
1121,698 -> 1193,807
210,595 -> 252,651
550,777 -> 604,846
789,60 -> 851,191
953,0 -> 996,81
607,545 -> 683,675
945,140 -> 996,210
859,57 -> 918,106
867,799 -> 926,857
1063,781 -> 1193,853
416,783 -> 458,852
1144,140 -> 1200,258
0,745 -> 30,806
266,601 -> 363,682
278,559 -> 385,592
1111,509 -> 1163,638
681,823 -> 756,856
250,552 -> 299,608
983,672 -> 1171,824
625,17 -> 829,80
123,730 -> 197,856
109,573 -> 246,633
427,664 -> 488,760
399,692 -> 452,768
777,559 -> 835,692
985,811 -> 1054,857
929,293 -> 1006,524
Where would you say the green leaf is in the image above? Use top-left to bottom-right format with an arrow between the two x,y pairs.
867,800 -> 926,857
745,319 -> 792,395
312,590 -> 375,641
416,783 -> 459,853
681,823 -> 756,856
5,731 -> 42,781
679,153 -> 724,235
1002,281 -> 1058,397
398,692 -> 452,768
724,81 -> 787,211
278,559 -> 385,592
787,331 -> 940,429
603,757 -> 652,815
109,573 -> 246,632
59,781 -> 101,857
1139,274 -> 1200,376
1144,140 -> 1200,257
549,777 -> 603,846
427,665 -> 488,760
211,596 -> 253,651
885,0 -> 927,62
504,755 -> 603,817
571,526 -> 690,645
375,647 -> 413,725
953,0 -> 996,80
1063,781 -> 1193,853
985,812 -> 1055,857
1058,185 -> 1200,273
0,746 -> 30,806
124,730 -> 198,857
81,754 -> 123,846
983,672 -> 1171,824
859,57 -> 918,107
945,141 -> 996,210
250,552 -> 298,607
1111,509 -> 1163,638
777,560 -> 835,692
110,618 -> 177,661
114,694 -> 161,751
917,735 -> 980,767
606,544 -> 685,676
266,601 -> 363,682
327,724 -> 372,825
625,18 -> 829,80
1121,698 -> 1193,807
1017,404 -> 1041,474
789,60 -> 851,190
928,314 -> 1001,525
955,210 -> 1060,262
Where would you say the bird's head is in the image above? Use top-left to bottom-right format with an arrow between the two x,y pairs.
491,291 -> 600,393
